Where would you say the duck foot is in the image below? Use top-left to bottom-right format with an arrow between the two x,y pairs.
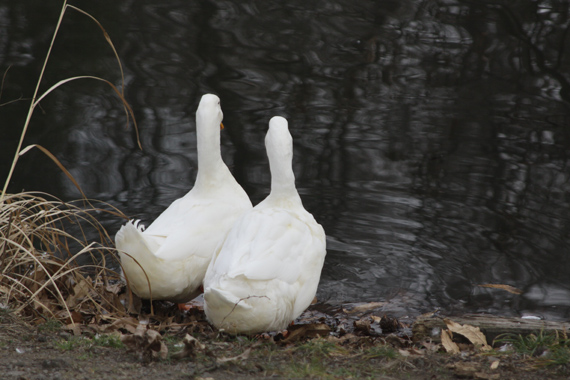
253,329 -> 289,340
178,303 -> 193,311
177,295 -> 205,312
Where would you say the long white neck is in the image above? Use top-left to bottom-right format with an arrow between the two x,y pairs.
194,112 -> 226,189
269,148 -> 298,199
264,117 -> 302,207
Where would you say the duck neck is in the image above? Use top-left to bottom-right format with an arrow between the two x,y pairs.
194,117 -> 225,189
268,154 -> 302,204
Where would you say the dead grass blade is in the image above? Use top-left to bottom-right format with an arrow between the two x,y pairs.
65,6 -> 125,96
0,64 -> 11,104
32,76 -> 139,149
1,1 -> 68,202
65,4 -> 140,149
19,144 -> 88,200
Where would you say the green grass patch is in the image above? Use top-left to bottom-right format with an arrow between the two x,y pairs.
287,357 -> 331,378
38,319 -> 63,333
161,334 -> 184,361
55,334 -> 124,351
361,344 -> 399,360
545,345 -> 570,366
295,337 -> 345,357
92,334 -> 124,349
264,338 -> 401,379
495,330 -> 570,367
55,336 -> 88,351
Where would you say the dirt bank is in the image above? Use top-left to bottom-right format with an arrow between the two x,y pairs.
1,304 -> 568,380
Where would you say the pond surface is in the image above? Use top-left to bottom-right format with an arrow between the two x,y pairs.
2,0 -> 570,321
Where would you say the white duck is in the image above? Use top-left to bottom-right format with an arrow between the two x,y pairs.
115,94 -> 252,304
203,116 -> 326,334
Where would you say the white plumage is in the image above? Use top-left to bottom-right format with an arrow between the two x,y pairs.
115,94 -> 252,303
204,116 -> 326,334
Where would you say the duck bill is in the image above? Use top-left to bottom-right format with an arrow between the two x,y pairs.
220,122 -> 225,130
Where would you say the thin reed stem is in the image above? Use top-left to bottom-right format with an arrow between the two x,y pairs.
1,1 -> 69,202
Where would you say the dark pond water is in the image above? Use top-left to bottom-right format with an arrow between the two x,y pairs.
2,0 -> 570,321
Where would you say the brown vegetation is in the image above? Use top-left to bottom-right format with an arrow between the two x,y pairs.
0,191 -> 129,326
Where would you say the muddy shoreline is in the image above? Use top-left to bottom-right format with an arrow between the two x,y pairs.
1,303 -> 569,380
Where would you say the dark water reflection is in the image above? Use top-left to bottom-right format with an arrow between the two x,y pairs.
2,0 -> 570,320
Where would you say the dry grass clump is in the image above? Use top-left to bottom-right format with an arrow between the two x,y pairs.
0,192 -> 130,327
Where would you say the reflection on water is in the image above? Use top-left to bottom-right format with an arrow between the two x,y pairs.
2,0 -> 570,320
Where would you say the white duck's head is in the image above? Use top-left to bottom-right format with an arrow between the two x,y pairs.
266,116 -> 297,196
196,94 -> 224,130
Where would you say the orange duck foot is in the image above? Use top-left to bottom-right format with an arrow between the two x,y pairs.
178,303 -> 191,311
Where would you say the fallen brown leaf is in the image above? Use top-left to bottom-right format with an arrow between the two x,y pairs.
280,323 -> 331,343
121,324 -> 168,362
478,284 -> 523,295
67,311 -> 83,324
453,362 -> 480,377
105,283 -> 122,294
345,302 -> 385,314
420,340 -> 440,352
444,319 -> 492,351
66,277 -> 91,308
441,329 -> 460,354
326,333 -> 367,347
64,323 -> 82,336
172,334 -> 205,359
384,334 -> 407,348
354,317 -> 372,334
398,349 -> 410,357
101,316 -> 139,334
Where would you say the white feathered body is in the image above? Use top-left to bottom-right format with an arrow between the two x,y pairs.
116,179 -> 251,302
115,94 -> 252,303
203,116 -> 326,334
